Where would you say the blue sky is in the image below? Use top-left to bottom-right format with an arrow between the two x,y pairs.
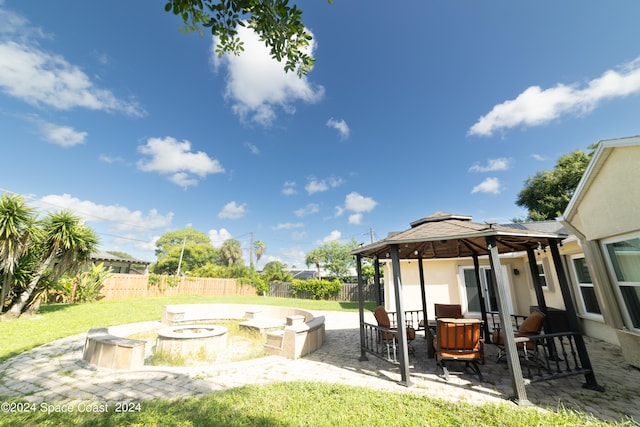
1,1 -> 640,267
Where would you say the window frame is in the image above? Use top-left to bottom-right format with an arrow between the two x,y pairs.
602,232 -> 640,333
569,254 -> 603,321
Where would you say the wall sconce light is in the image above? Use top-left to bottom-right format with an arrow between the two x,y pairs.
513,268 -> 520,276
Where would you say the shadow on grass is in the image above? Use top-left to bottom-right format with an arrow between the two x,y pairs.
338,301 -> 377,311
38,303 -> 75,314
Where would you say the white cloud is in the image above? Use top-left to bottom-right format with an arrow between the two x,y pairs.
209,228 -> 233,247
282,181 -> 297,196
218,201 -> 247,219
291,231 -> 307,241
344,192 -> 378,212
0,41 -> 145,117
245,142 -> 260,155
326,117 -> 350,139
471,177 -> 502,194
532,154 -> 546,161
294,203 -> 320,217
469,57 -> 640,136
317,230 -> 341,244
212,25 -> 324,126
37,120 -> 87,147
305,176 -> 343,195
137,137 -> 224,188
36,193 -> 174,230
348,213 -> 363,225
468,158 -> 512,173
169,172 -> 199,188
99,154 -> 124,163
273,222 -> 304,231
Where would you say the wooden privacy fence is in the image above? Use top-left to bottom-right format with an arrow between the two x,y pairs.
268,282 -> 376,302
100,274 -> 257,300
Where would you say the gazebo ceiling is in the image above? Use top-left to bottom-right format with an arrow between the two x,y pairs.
352,212 -> 567,260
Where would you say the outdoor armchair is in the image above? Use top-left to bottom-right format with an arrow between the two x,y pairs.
492,310 -> 545,362
373,306 -> 416,356
433,318 -> 484,381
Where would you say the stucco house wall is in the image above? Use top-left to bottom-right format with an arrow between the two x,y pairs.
562,136 -> 640,367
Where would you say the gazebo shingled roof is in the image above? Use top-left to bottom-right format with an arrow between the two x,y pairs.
352,212 -> 567,260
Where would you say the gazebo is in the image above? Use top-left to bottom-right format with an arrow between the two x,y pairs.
351,212 -> 602,404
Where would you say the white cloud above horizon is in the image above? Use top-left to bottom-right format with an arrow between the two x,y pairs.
317,230 -> 341,244
209,228 -> 233,247
137,136 -> 224,188
469,56 -> 640,136
37,119 -> 87,147
272,222 -> 304,231
281,181 -> 297,196
294,203 -> 320,217
326,117 -> 350,139
305,176 -> 343,195
217,201 -> 247,219
344,192 -> 378,212
468,158 -> 512,173
35,193 -> 174,231
0,39 -> 145,117
471,177 -> 502,194
212,25 -> 324,126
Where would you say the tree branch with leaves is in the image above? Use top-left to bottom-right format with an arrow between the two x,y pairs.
165,0 -> 333,76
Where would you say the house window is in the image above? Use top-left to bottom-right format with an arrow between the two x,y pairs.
604,236 -> 640,330
571,256 -> 601,316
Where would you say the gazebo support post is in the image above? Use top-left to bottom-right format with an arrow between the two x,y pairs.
548,240 -> 603,391
356,254 -> 368,362
472,253 -> 491,343
526,247 -> 549,316
390,244 -> 412,386
417,255 -> 429,337
487,236 -> 530,405
374,257 -> 382,306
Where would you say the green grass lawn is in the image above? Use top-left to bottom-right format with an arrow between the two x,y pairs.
0,296 -> 633,426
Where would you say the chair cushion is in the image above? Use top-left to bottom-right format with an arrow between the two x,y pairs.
373,306 -> 391,329
518,311 -> 545,335
437,321 -> 481,351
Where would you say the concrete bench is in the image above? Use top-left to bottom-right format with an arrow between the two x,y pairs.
161,304 -> 325,359
82,328 -> 146,370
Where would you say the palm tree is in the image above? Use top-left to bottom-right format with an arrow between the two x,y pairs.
0,194 -> 37,311
5,210 -> 98,317
254,240 -> 266,267
220,239 -> 242,266
305,248 -> 326,280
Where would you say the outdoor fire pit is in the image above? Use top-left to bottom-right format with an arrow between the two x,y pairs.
155,324 -> 227,357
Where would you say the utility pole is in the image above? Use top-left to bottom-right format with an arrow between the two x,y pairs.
176,236 -> 187,276
369,227 -> 375,244
249,231 -> 254,269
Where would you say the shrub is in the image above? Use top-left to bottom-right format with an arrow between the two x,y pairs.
290,278 -> 341,300
49,262 -> 111,303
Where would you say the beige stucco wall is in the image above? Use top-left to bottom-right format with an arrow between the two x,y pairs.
568,146 -> 640,240
384,256 -> 545,319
